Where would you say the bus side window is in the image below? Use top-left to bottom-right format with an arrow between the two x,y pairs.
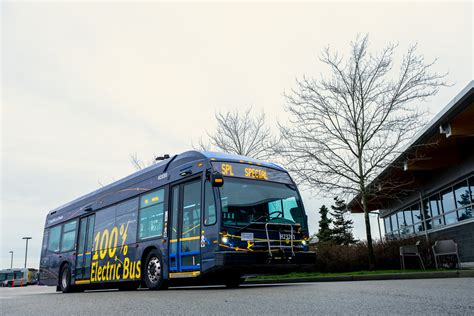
204,181 -> 216,225
61,220 -> 77,252
48,225 -> 62,252
139,188 -> 166,239
115,198 -> 138,245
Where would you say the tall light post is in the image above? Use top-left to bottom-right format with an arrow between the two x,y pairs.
22,237 -> 32,268
9,251 -> 13,269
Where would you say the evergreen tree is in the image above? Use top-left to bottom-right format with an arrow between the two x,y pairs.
330,197 -> 357,245
458,191 -> 472,220
316,205 -> 333,242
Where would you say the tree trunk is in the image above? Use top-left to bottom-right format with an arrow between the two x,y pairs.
362,191 -> 376,269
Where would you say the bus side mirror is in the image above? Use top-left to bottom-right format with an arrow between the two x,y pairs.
210,171 -> 224,187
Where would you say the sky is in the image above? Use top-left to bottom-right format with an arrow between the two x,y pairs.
1,1 -> 472,269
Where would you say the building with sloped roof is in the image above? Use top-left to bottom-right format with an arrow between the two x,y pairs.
349,81 -> 474,265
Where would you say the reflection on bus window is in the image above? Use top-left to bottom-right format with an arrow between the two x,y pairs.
48,226 -> 61,252
61,220 -> 77,252
204,181 -> 216,225
139,189 -> 165,239
219,178 -> 306,229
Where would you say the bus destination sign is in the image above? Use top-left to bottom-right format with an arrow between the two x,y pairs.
211,161 -> 292,184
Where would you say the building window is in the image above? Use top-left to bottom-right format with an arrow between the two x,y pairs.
441,187 -> 458,225
469,176 -> 474,203
441,188 -> 456,214
384,217 -> 391,234
429,194 -> 441,217
455,180 -> 472,221
432,215 -> 445,227
384,175 -> 474,239
411,203 -> 423,233
390,213 -> 398,237
397,211 -> 410,235
421,199 -> 432,231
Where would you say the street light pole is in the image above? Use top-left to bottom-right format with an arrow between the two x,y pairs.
9,251 -> 13,269
22,237 -> 32,268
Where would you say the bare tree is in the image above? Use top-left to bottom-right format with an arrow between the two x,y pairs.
130,152 -> 158,170
197,107 -> 275,160
278,35 -> 447,268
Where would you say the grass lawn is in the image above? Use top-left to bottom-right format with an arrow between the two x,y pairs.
251,269 -> 451,280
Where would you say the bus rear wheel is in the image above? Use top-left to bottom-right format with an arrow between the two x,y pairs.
143,250 -> 168,290
59,264 -> 74,293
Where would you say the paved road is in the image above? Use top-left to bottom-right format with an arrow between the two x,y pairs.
1,278 -> 473,315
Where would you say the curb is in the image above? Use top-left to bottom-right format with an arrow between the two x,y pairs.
244,270 -> 474,284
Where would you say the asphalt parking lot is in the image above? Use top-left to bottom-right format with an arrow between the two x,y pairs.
1,278 -> 473,315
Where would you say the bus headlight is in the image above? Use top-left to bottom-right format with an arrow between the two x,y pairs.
221,236 -> 229,244
301,240 -> 307,246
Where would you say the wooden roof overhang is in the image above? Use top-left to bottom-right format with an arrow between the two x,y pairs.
349,82 -> 474,213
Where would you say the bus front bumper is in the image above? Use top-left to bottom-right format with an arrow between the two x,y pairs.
214,251 -> 316,273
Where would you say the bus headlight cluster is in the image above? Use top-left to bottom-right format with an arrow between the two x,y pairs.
301,240 -> 307,246
221,236 -> 229,244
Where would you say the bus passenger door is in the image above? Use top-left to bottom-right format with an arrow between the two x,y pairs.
75,214 -> 95,281
169,179 -> 202,275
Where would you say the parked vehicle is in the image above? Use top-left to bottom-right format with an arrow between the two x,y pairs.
0,268 -> 39,287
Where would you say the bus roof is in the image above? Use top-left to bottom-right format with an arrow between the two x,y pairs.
46,150 -> 285,221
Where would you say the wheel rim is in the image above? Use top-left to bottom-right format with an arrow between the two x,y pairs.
61,269 -> 69,289
147,256 -> 161,284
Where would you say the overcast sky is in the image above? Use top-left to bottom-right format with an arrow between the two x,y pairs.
1,1 -> 472,269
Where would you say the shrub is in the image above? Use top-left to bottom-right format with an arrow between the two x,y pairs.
309,236 -> 432,272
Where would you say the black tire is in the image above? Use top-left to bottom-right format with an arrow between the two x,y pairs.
143,250 -> 168,290
59,264 -> 74,293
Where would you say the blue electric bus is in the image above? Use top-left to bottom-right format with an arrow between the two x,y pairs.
39,151 -> 315,292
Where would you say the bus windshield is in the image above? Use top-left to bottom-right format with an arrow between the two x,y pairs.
219,178 -> 306,229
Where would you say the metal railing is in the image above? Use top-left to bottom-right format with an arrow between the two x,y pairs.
264,223 -> 295,258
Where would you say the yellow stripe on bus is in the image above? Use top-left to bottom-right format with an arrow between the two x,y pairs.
75,279 -> 91,285
169,236 -> 200,243
169,271 -> 200,278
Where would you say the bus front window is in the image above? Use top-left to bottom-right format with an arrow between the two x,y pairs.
219,178 -> 306,229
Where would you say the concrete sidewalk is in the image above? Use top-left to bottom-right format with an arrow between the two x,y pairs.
245,270 -> 474,284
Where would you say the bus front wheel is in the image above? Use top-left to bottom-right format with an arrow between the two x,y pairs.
143,250 -> 168,290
